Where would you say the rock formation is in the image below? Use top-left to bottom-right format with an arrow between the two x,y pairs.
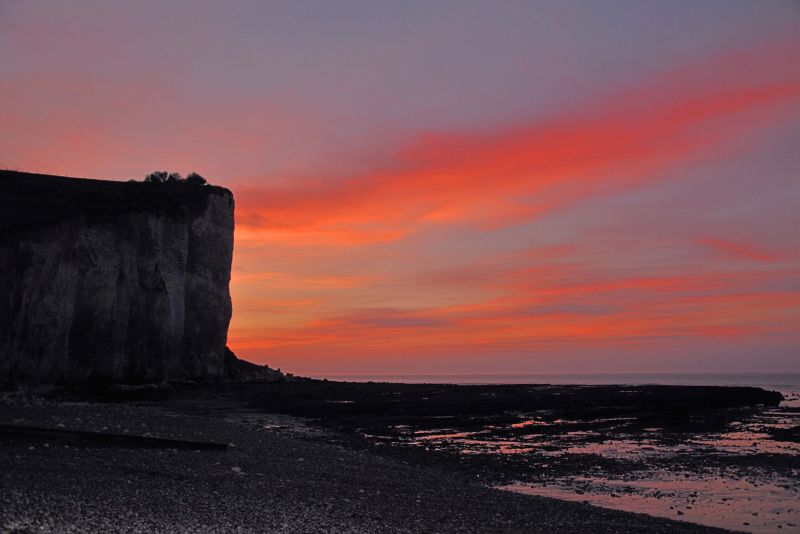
0,170 -> 276,385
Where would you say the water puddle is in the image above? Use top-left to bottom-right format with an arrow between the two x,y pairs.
360,404 -> 800,532
692,431 -> 800,455
392,406 -> 800,458
500,472 -> 800,533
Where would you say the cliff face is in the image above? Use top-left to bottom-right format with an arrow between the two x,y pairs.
0,171 -> 235,385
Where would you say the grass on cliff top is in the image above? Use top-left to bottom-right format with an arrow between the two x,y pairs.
0,170 -> 232,232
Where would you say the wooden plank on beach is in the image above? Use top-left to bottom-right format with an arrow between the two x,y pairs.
0,424 -> 228,451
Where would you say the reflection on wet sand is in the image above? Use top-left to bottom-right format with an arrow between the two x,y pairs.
230,379 -> 796,532
501,474 -> 799,533
400,410 -> 800,459
361,403 -> 800,533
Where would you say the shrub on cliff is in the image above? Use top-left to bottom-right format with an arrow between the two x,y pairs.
144,170 -> 169,183
185,172 -> 207,186
143,171 -> 208,186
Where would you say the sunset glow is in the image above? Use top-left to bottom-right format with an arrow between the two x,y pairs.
2,2 -> 799,375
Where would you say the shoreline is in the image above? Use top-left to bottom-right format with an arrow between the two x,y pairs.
1,401 -> 729,533
1,382 -> 791,533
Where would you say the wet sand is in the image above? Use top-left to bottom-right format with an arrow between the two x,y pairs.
0,396 -> 733,533
501,474 -> 798,533
228,380 -> 795,532
388,408 -> 800,532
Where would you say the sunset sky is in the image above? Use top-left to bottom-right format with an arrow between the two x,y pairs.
2,1 -> 799,375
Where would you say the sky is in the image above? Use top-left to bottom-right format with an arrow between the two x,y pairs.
2,1 -> 799,376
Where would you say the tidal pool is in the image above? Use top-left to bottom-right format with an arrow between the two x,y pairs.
500,473 -> 800,533
362,404 -> 800,532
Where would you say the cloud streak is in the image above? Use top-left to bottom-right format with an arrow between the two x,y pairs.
234,41 -> 800,247
227,41 -> 800,373
3,2 -> 798,375
230,267 -> 800,355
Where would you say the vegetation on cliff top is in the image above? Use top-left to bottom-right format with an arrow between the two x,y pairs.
142,170 -> 208,186
0,169 -> 231,232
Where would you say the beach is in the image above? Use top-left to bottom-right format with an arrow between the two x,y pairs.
1,381 -> 793,533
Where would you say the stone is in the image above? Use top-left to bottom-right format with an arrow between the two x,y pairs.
0,170 -> 255,385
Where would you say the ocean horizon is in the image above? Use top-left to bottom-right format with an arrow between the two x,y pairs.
319,372 -> 800,407
316,372 -> 800,531
317,371 -> 800,387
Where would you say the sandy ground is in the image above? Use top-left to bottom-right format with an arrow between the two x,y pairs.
0,401 -> 732,533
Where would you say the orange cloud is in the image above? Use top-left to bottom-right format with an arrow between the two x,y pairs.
232,270 -> 376,288
222,41 -> 800,371
698,237 -> 780,263
229,260 -> 800,360
234,42 -> 800,246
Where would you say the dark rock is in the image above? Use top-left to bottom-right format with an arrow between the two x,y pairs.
0,170 -> 239,385
223,347 -> 283,382
769,425 -> 800,443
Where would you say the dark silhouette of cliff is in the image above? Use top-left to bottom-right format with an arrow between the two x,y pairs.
0,170 -> 280,386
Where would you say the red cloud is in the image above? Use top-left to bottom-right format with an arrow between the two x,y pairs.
698,237 -> 780,263
234,42 -> 800,247
225,41 -> 800,367
229,262 -> 800,360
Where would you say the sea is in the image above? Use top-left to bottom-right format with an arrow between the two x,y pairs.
324,373 -> 800,407
321,373 -> 800,533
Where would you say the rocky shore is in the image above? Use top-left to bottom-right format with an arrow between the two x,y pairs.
0,389 -> 738,534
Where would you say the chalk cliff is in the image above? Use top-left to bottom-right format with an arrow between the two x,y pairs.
0,170 -> 259,385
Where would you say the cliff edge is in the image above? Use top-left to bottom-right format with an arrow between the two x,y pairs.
0,170 -> 268,385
